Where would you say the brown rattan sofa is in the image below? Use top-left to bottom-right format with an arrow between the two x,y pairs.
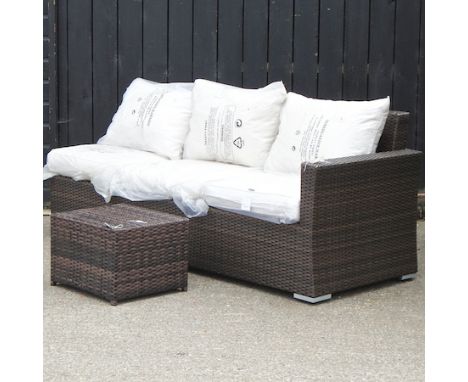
49,111 -> 421,303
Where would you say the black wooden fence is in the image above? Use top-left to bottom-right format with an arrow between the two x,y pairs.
44,0 -> 57,202
44,0 -> 425,200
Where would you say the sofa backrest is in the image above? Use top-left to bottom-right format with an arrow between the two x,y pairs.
377,111 -> 409,152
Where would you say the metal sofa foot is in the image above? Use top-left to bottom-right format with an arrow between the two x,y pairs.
110,300 -> 118,306
293,293 -> 332,304
400,273 -> 417,281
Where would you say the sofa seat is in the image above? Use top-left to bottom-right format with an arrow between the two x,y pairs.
202,171 -> 300,223
44,145 -> 301,224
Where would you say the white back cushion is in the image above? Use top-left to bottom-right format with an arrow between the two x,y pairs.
183,79 -> 287,167
264,93 -> 390,174
98,78 -> 193,159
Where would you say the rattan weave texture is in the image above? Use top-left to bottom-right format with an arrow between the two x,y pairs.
49,111 -> 421,299
51,204 -> 189,304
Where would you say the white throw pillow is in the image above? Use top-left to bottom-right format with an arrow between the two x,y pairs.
183,79 -> 287,167
264,93 -> 390,174
98,78 -> 193,159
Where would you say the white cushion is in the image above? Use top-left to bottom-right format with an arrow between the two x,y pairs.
264,93 -> 390,174
90,159 -> 300,223
43,144 -> 167,181
92,159 -> 255,212
202,171 -> 300,224
98,78 -> 193,159
183,79 -> 287,167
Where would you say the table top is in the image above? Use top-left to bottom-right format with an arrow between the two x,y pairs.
54,203 -> 188,231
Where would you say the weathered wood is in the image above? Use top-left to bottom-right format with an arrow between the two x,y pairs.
268,0 -> 293,90
43,124 -> 51,146
318,0 -> 345,100
43,81 -> 49,103
168,0 -> 192,82
57,0 -> 68,147
48,0 -> 57,149
44,15 -> 49,37
118,0 -> 143,100
243,0 -> 269,88
293,0 -> 319,97
43,37 -> 49,59
218,0 -> 243,86
43,1 -> 51,151
416,0 -> 425,188
368,0 -> 396,100
193,0 -> 217,81
93,0 -> 118,142
343,0 -> 369,100
393,0 -> 421,148
43,59 -> 49,80
68,0 -> 93,145
43,104 -> 49,124
416,0 -> 424,153
143,0 -> 168,82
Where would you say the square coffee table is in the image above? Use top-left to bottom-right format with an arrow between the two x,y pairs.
51,204 -> 189,305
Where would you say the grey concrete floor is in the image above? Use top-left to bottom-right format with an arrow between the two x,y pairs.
44,217 -> 424,382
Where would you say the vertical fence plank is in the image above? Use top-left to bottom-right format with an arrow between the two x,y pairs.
318,0 -> 344,100
268,0 -> 293,89
318,0 -> 345,100
393,0 -> 421,148
48,0 -> 57,149
416,0 -> 424,188
293,0 -> 319,97
416,0 -> 424,152
168,0 -> 193,82
243,0 -> 269,88
57,0 -> 68,147
93,0 -> 118,142
44,60 -> 49,80
368,0 -> 395,100
143,0 -> 168,82
43,0 -> 50,153
218,0 -> 243,86
68,0 -> 93,145
343,0 -> 369,100
44,0 -> 56,202
193,0 -> 217,81
118,0 -> 143,100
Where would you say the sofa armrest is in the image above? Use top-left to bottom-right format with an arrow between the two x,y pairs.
300,149 -> 422,227
377,111 -> 410,152
300,150 -> 422,296
298,149 -> 422,296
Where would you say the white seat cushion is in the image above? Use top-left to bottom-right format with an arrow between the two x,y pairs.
90,159 -> 300,223
44,145 -> 301,224
43,144 -> 168,181
91,159 -> 256,213
202,171 -> 300,224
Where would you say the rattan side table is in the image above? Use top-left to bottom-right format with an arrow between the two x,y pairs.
51,204 -> 189,305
